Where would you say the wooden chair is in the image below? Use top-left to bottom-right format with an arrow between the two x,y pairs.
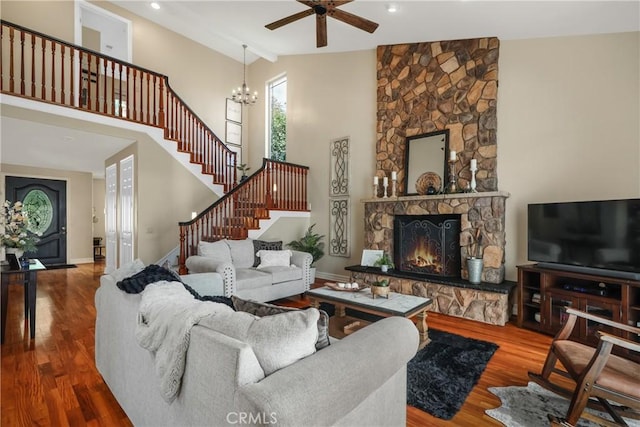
529,307 -> 640,427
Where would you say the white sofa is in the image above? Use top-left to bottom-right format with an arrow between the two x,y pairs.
95,271 -> 420,427
185,238 -> 312,302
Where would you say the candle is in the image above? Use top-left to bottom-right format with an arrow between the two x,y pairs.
449,150 -> 457,161
383,176 -> 388,186
470,159 -> 477,171
391,171 -> 397,180
374,176 -> 379,185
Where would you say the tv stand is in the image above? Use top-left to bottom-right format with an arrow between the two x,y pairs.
517,264 -> 640,361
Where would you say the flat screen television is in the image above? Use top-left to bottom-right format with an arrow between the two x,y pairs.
528,199 -> 640,280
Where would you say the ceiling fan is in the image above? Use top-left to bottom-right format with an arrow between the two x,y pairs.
265,0 -> 379,48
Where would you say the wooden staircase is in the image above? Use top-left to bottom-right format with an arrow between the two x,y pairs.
0,20 -> 310,273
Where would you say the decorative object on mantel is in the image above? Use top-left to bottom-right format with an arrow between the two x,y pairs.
446,150 -> 458,193
415,171 -> 442,195
382,176 -> 389,198
329,137 -> 350,257
231,45 -> 257,106
373,176 -> 379,198
370,279 -> 390,299
470,158 -> 478,193
390,171 -> 398,197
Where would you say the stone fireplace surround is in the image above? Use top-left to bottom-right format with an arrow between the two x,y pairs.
362,37 -> 514,325
355,191 -> 515,326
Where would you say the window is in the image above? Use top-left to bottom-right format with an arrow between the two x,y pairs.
267,75 -> 286,161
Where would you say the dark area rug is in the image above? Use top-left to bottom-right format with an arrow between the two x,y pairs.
318,303 -> 498,420
407,329 -> 498,419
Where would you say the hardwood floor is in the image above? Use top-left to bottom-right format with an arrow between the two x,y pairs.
1,263 -> 555,426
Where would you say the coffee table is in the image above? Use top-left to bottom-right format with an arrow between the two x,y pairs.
307,286 -> 433,348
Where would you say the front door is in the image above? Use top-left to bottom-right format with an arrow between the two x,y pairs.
5,176 -> 67,266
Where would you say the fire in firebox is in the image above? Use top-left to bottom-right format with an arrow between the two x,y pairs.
394,214 -> 461,278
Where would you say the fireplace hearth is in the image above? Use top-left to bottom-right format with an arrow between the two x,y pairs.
394,214 -> 461,279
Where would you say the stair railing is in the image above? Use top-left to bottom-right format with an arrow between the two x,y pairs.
0,20 -> 237,191
178,158 -> 309,273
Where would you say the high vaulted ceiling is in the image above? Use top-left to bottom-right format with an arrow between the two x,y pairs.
112,1 -> 640,63
1,1 -> 639,178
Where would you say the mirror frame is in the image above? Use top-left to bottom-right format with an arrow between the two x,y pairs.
403,129 -> 450,196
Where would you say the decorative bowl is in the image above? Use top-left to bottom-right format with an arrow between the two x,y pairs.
415,171 -> 442,195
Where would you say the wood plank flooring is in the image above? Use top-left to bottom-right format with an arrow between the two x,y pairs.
1,262 -> 556,426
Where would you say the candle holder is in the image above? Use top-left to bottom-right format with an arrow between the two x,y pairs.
446,160 -> 458,193
470,168 -> 477,193
373,183 -> 379,198
383,181 -> 389,198
391,177 -> 397,197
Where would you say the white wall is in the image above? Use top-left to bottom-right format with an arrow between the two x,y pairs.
248,51 -> 377,279
499,32 -> 640,279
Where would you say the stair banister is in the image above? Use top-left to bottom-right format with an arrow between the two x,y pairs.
0,19 -> 238,191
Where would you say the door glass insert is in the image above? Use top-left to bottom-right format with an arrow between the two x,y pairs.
23,189 -> 53,235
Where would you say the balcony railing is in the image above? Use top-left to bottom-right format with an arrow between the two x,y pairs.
0,20 -> 237,190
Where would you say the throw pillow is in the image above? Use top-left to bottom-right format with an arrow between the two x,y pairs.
256,249 -> 292,268
231,296 -> 330,350
197,240 -> 232,264
202,309 -> 319,376
252,240 -> 283,267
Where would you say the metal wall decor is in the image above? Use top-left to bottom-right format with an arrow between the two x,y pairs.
330,137 -> 349,196
329,137 -> 350,257
329,197 -> 350,257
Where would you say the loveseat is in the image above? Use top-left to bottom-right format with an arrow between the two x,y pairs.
185,238 -> 312,302
95,267 -> 420,427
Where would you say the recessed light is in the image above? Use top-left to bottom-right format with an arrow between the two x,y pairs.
386,3 -> 398,13
150,2 -> 160,10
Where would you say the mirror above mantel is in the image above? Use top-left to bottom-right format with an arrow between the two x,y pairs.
404,130 -> 449,196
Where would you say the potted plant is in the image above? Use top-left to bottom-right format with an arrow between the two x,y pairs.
370,279 -> 390,299
236,163 -> 251,181
287,224 -> 325,284
374,252 -> 394,272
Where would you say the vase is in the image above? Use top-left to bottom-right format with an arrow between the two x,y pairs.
5,247 -> 24,261
467,257 -> 483,284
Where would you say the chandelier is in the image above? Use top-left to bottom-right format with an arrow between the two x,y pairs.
232,45 -> 258,106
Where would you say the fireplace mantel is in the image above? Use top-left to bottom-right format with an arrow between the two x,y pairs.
362,190 -> 510,284
361,190 -> 510,204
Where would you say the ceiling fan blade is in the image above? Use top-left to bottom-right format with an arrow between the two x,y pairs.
316,13 -> 327,48
330,8 -> 379,33
265,9 -> 315,30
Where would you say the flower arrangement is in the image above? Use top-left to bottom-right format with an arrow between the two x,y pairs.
1,200 -> 40,252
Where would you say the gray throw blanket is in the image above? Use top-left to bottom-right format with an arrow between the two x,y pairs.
135,281 -> 233,403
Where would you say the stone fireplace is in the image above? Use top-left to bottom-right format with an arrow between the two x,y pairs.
351,37 -> 515,325
394,214 -> 461,278
353,191 -> 513,326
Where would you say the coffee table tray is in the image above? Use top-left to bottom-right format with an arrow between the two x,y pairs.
324,282 -> 368,292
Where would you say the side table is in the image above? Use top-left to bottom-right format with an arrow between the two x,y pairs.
1,258 -> 46,343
